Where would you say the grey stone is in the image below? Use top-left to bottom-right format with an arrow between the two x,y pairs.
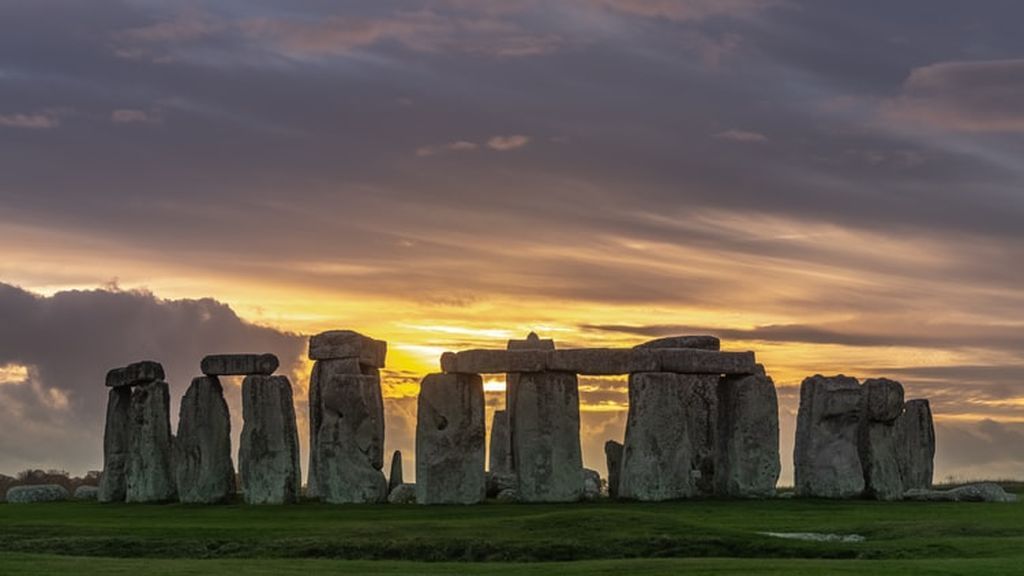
619,373 -> 718,501
74,485 -> 99,500
388,450 -> 404,494
496,488 -> 519,502
315,369 -> 387,504
488,409 -> 512,475
6,484 -> 69,503
486,471 -> 517,498
126,381 -> 177,503
388,483 -> 417,504
794,375 -> 864,499
859,378 -> 905,501
98,386 -> 132,503
635,335 -> 720,351
905,483 -> 1017,503
307,358 -> 375,499
441,348 -> 756,375
174,376 -> 235,504
511,371 -> 584,502
583,468 -> 602,500
545,348 -> 660,375
308,330 -> 387,367
106,360 -> 164,388
652,349 -> 756,375
896,399 -> 935,491
507,332 -> 555,350
201,354 -> 279,376
416,373 -> 486,505
604,440 -> 623,498
504,334 -> 555,476
716,370 -> 781,498
239,375 -> 301,504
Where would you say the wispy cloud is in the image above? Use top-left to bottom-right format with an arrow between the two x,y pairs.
111,109 -> 160,124
416,135 -> 529,156
714,129 -> 767,143
0,111 -> 62,129
486,134 -> 531,151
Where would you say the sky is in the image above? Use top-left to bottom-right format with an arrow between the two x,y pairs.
1,0 -> 1023,485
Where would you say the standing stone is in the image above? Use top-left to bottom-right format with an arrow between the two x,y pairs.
511,370 -> 584,502
716,368 -> 781,498
859,378 -> 905,500
174,376 -> 235,504
619,373 -> 717,501
126,381 -> 177,503
794,375 -> 864,499
307,356 -> 371,498
315,368 -> 387,504
505,333 -> 556,475
388,450 -> 404,494
98,386 -> 132,503
583,468 -> 602,500
416,373 -> 485,505
896,399 -> 935,491
488,409 -> 511,475
604,440 -> 624,498
239,375 -> 301,504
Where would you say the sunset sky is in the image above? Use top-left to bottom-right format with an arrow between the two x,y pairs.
1,0 -> 1023,484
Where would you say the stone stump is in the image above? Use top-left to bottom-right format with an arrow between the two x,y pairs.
388,450 -> 404,494
896,399 -> 935,491
604,440 -> 623,498
859,378 -> 905,500
794,375 -> 864,498
126,381 -> 177,503
715,368 -> 781,497
98,386 -> 132,503
416,373 -> 485,505
489,409 -> 511,475
315,369 -> 387,503
175,376 -> 235,504
239,375 -> 301,504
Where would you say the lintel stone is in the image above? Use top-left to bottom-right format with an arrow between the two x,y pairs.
308,330 -> 387,367
441,348 -> 755,376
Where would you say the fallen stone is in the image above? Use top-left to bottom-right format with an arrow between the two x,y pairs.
5,484 -> 69,504
488,409 -> 512,475
896,399 -> 935,491
511,370 -> 584,502
74,485 -> 99,500
496,488 -> 519,502
904,483 -> 1017,503
239,375 -> 301,504
441,348 -> 756,375
604,440 -> 623,498
388,483 -> 417,504
635,335 -> 720,351
761,532 -> 866,543
416,373 -> 486,505
859,378 -> 905,501
619,373 -> 718,501
583,468 -> 602,500
126,381 -> 177,503
794,375 -> 864,499
201,354 -> 279,376
105,360 -> 164,388
388,450 -> 404,495
174,376 -> 235,504
315,369 -> 387,504
98,386 -> 132,503
716,369 -> 781,498
308,330 -> 387,367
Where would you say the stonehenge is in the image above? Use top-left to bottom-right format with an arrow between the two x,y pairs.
859,378 -> 905,500
416,373 -> 486,505
239,375 -> 301,504
511,370 -> 584,502
896,399 -> 935,491
126,380 -> 177,503
98,386 -> 132,502
716,368 -> 781,498
175,376 -> 234,504
795,375 -> 865,499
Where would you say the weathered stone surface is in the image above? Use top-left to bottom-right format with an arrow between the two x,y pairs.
496,488 -> 519,502
6,484 -> 69,503
794,375 -> 864,499
239,375 -> 301,504
905,483 -> 1017,503
546,348 -> 660,375
859,378 -> 905,501
511,371 -> 584,502
174,376 -> 235,504
388,450 -> 404,495
716,370 -> 781,498
74,485 -> 99,500
308,330 -> 387,367
388,483 -> 417,504
416,373 -> 486,505
125,381 -> 176,503
441,348 -> 755,375
201,354 -> 279,376
636,335 -> 720,351
619,373 -> 718,501
106,360 -> 164,388
583,468 -> 602,500
98,386 -> 132,503
485,471 -> 517,498
604,440 -> 623,498
504,334 -> 554,476
896,399 -> 935,491
488,409 -> 512,474
653,349 -> 756,375
315,369 -> 387,504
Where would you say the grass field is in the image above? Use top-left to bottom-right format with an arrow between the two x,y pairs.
1,486 -> 1021,575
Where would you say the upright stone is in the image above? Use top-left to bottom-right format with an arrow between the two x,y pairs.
859,378 -> 905,500
619,372 -> 717,501
896,399 -> 935,491
511,370 -> 584,502
488,410 -> 511,475
98,386 -> 132,503
125,381 -> 177,503
505,332 -> 555,475
175,376 -> 235,504
794,375 -> 864,498
316,369 -> 387,503
239,375 -> 301,504
416,373 -> 485,505
716,368 -> 781,497
388,450 -> 404,494
604,440 -> 624,498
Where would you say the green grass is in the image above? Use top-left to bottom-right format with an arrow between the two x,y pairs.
1,490 -> 1021,575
